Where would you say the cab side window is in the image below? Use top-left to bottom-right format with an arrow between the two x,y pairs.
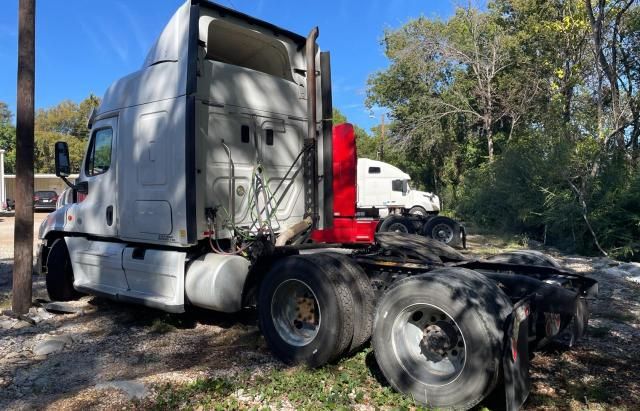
392,179 -> 403,192
86,128 -> 113,176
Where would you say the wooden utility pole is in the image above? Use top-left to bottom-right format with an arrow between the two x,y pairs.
12,0 -> 35,315
378,114 -> 385,161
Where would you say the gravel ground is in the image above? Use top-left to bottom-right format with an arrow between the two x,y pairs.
0,228 -> 638,410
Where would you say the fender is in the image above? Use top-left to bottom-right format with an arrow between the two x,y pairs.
38,203 -> 79,241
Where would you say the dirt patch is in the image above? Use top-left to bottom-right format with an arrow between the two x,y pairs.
0,213 -> 47,249
0,298 -> 276,410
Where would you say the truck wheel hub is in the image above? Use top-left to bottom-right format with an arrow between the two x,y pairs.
388,223 -> 408,233
432,223 -> 454,243
271,279 -> 321,347
392,304 -> 467,385
421,321 -> 458,360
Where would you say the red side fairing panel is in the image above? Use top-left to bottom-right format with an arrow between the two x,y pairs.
312,123 -> 377,244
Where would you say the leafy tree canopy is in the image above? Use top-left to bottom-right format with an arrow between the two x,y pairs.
367,0 -> 640,259
0,94 -> 100,174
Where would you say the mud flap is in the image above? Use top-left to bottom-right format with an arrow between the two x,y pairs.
503,298 -> 532,411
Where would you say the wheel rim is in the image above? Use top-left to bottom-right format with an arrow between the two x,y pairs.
410,208 -> 426,216
271,279 -> 321,347
431,223 -> 454,243
388,222 -> 409,233
391,303 -> 466,386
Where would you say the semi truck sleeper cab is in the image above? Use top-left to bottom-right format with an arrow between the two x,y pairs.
38,2 -> 597,409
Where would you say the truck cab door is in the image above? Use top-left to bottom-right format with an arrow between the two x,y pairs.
388,179 -> 406,207
69,116 -> 118,237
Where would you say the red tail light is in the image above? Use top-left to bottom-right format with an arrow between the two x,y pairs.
52,195 -> 58,202
34,196 -> 40,201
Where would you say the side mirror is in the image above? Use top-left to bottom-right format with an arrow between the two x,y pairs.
54,141 -> 71,177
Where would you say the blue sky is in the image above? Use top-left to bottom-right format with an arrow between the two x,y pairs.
0,0 -> 455,131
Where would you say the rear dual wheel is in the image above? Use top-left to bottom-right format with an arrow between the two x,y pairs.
422,216 -> 461,247
372,268 -> 512,409
379,215 -> 415,234
258,253 -> 374,367
318,253 -> 375,354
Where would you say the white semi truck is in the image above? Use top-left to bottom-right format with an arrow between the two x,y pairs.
356,158 -> 464,246
357,158 -> 440,216
37,2 -> 597,409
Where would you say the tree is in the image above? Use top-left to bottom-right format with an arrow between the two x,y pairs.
0,95 -> 99,174
0,102 -> 12,124
368,6 -> 540,162
34,131 -> 86,174
35,94 -> 100,138
30,94 -> 99,173
585,0 -> 636,145
493,0 -> 592,137
332,108 -> 378,158
0,102 -> 16,174
368,0 -> 640,259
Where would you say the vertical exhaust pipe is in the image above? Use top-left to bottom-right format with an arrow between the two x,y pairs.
306,27 -> 319,142
320,52 -> 334,229
303,27 -> 319,229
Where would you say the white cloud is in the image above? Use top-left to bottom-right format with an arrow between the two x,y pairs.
115,1 -> 150,57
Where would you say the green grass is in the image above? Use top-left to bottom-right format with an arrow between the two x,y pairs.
588,325 -> 611,338
526,393 -> 558,408
0,293 -> 11,311
146,350 -> 428,410
598,310 -> 637,324
466,232 -> 528,257
563,376 -> 612,404
148,318 -> 177,334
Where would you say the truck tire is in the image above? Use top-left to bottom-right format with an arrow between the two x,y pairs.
372,268 -> 512,409
379,215 -> 415,234
486,250 -> 561,268
408,206 -> 428,216
422,216 -> 461,247
258,255 -> 354,367
46,238 -> 81,302
317,252 -> 375,354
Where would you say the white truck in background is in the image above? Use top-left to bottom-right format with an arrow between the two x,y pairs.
36,2 -> 596,409
357,158 -> 440,217
357,158 -> 463,247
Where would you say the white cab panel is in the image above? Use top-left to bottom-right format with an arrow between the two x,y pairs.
122,247 -> 186,311
199,60 -> 305,119
197,102 -> 305,237
117,98 -> 188,245
65,237 -> 186,313
66,237 -> 128,294
134,201 -> 173,235
70,116 -> 119,237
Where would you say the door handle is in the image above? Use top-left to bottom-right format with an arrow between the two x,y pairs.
106,205 -> 113,226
